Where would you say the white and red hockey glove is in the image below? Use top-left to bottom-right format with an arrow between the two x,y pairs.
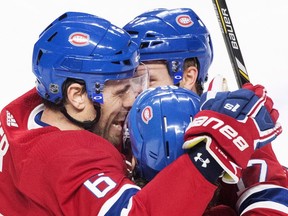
206,74 -> 229,92
183,83 -> 282,183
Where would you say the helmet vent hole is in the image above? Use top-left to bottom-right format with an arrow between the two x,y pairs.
111,60 -> 131,66
123,60 -> 131,65
58,13 -> 68,21
115,50 -> 123,55
126,31 -> 139,37
47,32 -> 58,42
146,33 -> 156,38
149,151 -> 158,160
140,42 -> 149,49
111,61 -> 120,65
151,41 -> 163,47
165,141 -> 170,158
36,50 -> 44,66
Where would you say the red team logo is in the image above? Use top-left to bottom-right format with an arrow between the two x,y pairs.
142,106 -> 153,124
69,32 -> 90,46
176,15 -> 194,27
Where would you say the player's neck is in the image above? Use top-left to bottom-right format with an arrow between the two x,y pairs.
41,107 -> 83,131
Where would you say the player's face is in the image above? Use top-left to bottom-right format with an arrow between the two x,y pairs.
137,61 -> 173,88
92,71 -> 148,147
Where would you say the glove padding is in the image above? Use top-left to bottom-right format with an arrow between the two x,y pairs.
183,83 -> 282,183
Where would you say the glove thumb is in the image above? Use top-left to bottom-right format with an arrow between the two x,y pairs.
182,135 -> 211,149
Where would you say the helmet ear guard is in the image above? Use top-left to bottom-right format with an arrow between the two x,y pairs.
126,85 -> 200,181
123,8 -> 213,86
33,11 -> 141,104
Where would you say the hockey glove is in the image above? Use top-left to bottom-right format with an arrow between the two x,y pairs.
183,83 -> 282,183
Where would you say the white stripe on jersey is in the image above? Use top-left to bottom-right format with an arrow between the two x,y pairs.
237,184 -> 285,206
240,201 -> 288,216
98,183 -> 140,216
237,184 -> 288,215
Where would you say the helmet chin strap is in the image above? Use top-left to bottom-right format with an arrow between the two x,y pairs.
60,104 -> 101,131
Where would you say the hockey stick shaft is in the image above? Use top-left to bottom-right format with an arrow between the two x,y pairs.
212,0 -> 250,88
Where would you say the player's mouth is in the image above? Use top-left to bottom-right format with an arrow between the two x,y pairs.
111,119 -> 125,133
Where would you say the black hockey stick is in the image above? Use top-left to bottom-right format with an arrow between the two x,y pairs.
212,0 -> 250,88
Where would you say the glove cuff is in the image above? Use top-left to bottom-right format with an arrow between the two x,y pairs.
185,135 -> 242,183
188,142 -> 223,184
205,139 -> 242,183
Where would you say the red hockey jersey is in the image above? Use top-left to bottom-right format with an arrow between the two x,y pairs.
237,143 -> 288,215
214,144 -> 288,216
0,88 -> 217,215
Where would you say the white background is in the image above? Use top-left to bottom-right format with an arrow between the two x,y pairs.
1,0 -> 287,166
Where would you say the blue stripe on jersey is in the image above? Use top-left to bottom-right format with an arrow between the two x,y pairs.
239,187 -> 288,214
35,110 -> 49,127
98,184 -> 140,216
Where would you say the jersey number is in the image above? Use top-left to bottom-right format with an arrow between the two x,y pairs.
0,123 -> 9,172
84,173 -> 116,198
247,159 -> 268,182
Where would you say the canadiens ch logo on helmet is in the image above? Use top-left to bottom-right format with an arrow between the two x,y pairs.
142,106 -> 153,124
69,32 -> 90,46
176,15 -> 194,27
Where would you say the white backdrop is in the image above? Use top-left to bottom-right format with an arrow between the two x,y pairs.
1,0 -> 287,166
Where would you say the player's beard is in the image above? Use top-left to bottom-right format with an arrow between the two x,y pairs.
93,126 -> 123,151
92,117 -> 124,150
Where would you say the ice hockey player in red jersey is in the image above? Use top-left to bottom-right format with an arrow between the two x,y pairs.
198,87 -> 288,215
0,11 -> 283,216
124,7 -> 288,215
126,83 -> 283,215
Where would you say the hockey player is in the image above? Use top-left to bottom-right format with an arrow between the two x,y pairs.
124,85 -> 201,185
123,8 -> 213,95
0,11 -> 282,216
195,87 -> 288,215
0,11 -> 149,215
124,8 -> 288,215
127,84 -> 286,215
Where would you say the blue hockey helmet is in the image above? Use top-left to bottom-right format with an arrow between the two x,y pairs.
126,85 -> 200,181
123,8 -> 213,85
33,12 -> 142,104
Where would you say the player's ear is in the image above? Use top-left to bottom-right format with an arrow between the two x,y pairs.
180,66 -> 198,91
66,83 -> 86,110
